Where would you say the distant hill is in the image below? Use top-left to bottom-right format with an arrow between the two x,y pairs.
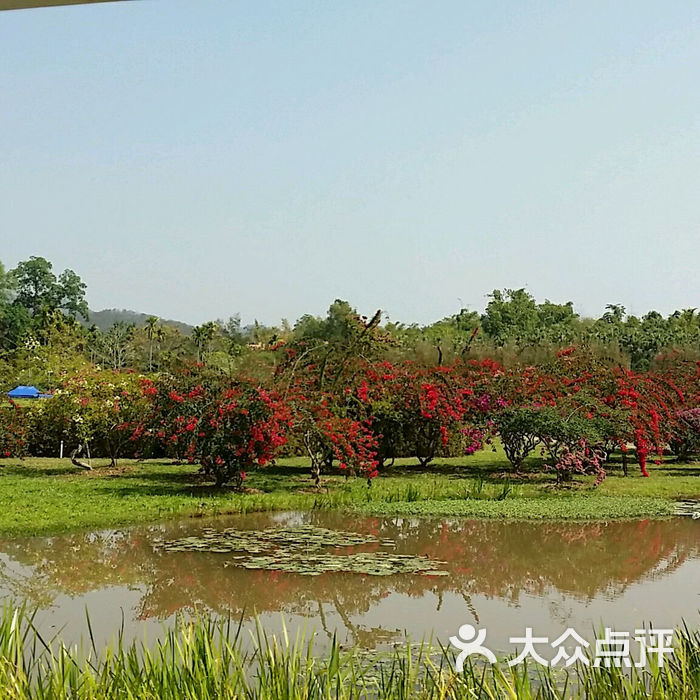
83,309 -> 193,335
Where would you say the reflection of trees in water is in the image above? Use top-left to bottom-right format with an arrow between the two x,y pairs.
0,530 -> 154,599
346,517 -> 699,603
0,556 -> 57,610
0,517 -> 697,646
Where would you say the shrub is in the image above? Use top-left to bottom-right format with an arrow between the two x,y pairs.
27,370 -> 148,465
670,408 -> 700,461
546,438 -> 607,485
492,407 -> 543,470
0,399 -> 26,459
196,384 -> 291,487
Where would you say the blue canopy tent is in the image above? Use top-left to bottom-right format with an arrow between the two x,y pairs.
7,385 -> 52,399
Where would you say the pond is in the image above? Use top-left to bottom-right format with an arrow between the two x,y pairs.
0,512 -> 698,654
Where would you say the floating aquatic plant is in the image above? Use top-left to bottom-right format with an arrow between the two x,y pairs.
160,525 -> 447,577
239,551 -> 447,577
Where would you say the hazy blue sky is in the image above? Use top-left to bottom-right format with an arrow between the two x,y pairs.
1,0 -> 699,326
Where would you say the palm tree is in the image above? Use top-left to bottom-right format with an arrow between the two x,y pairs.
145,316 -> 161,371
192,322 -> 218,362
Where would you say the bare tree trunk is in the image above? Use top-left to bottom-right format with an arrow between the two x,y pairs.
303,432 -> 323,488
70,444 -> 92,471
310,460 -> 321,488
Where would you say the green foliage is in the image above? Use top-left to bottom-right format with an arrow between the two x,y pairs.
294,299 -> 359,344
27,369 -> 148,463
191,321 -> 218,362
0,261 -> 12,303
89,321 -> 136,369
481,288 -> 579,347
10,255 -> 88,321
494,404 -> 614,473
358,496 -> 675,519
0,300 -> 31,351
0,317 -> 90,392
0,256 -> 88,352
2,255 -> 699,373
534,407 -> 604,454
387,289 -> 699,371
492,407 -> 544,470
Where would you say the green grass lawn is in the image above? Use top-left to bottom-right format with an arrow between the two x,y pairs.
0,447 -> 698,536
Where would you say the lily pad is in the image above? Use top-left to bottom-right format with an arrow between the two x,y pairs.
159,525 -> 448,577
237,552 -> 446,577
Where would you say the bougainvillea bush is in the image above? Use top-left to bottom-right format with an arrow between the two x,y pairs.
283,378 -> 378,486
196,384 -> 291,487
546,439 -> 607,485
0,399 -> 26,459
138,366 -> 292,486
137,367 -> 212,464
353,361 -> 489,469
4,346 -> 697,489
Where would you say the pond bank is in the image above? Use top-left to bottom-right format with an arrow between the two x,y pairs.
0,450 -> 698,536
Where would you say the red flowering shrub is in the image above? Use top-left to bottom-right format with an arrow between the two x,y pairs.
354,361 -> 488,469
0,399 -> 26,459
285,379 -> 378,486
196,384 -> 291,487
313,413 -> 378,482
516,349 -> 693,476
140,366 -> 292,486
606,367 -> 687,476
139,370 -> 211,463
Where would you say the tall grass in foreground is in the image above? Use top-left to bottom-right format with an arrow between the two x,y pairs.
0,607 -> 698,699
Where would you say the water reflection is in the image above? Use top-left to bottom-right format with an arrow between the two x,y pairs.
0,513 -> 697,650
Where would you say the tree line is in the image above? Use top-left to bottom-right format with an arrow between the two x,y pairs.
1,256 -> 699,395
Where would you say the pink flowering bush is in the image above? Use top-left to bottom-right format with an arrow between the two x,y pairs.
547,439 -> 607,485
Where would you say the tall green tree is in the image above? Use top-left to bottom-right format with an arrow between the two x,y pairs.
0,261 -> 19,350
8,256 -> 89,334
481,289 -> 539,345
